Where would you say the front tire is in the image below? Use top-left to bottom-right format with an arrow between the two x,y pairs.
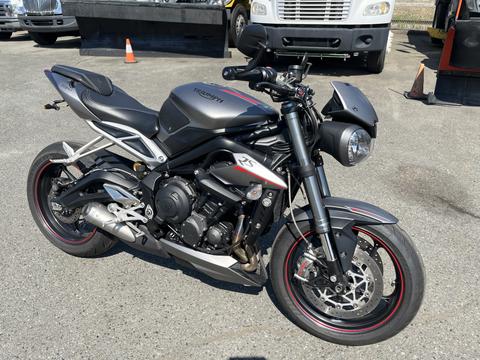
27,142 -> 117,257
29,32 -> 58,46
270,221 -> 425,345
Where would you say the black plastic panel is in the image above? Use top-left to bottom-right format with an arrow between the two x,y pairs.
159,94 -> 191,134
322,81 -> 378,137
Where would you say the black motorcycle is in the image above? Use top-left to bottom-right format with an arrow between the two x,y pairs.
27,25 -> 425,345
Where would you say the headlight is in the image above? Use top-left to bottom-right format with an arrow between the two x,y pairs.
9,0 -> 25,15
318,122 -> 373,166
347,128 -> 373,165
251,2 -> 267,15
364,2 -> 391,16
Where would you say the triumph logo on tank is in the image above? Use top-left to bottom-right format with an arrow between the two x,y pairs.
194,88 -> 224,103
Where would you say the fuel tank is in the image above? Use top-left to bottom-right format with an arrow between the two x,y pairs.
156,82 -> 279,157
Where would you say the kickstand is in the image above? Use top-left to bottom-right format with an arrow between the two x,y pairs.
44,99 -> 66,111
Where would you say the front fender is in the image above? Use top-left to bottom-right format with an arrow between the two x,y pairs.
274,197 -> 398,271
290,197 -> 398,225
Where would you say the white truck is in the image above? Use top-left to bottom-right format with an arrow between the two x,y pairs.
249,0 -> 394,73
0,0 -> 23,40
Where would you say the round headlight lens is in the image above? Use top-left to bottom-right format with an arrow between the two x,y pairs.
347,128 -> 373,165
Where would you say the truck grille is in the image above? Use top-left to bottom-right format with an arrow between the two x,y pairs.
0,4 -> 7,17
23,0 -> 57,14
277,0 -> 351,21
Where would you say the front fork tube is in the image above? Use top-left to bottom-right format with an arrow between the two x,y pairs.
283,103 -> 343,281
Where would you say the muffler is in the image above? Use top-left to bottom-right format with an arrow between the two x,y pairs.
83,202 -> 136,243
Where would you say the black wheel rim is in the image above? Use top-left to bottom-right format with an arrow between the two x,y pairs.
34,161 -> 96,244
284,227 -> 405,333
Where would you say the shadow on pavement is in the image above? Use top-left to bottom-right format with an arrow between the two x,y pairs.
397,31 -> 443,70
104,241 -> 263,295
34,37 -> 81,49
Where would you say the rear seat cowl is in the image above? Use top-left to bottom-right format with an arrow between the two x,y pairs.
51,64 -> 114,96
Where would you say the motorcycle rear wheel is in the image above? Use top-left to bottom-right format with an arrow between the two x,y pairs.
270,221 -> 425,345
27,142 -> 117,257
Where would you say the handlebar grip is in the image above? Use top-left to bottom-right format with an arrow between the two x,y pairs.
222,67 -> 239,81
222,66 -> 277,83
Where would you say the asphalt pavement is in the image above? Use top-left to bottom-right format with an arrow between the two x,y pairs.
0,31 -> 479,359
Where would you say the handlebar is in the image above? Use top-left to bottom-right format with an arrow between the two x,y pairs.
222,66 -> 277,83
223,65 -> 313,101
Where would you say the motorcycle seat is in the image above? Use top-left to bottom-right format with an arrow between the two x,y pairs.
81,87 -> 159,138
52,65 -> 114,97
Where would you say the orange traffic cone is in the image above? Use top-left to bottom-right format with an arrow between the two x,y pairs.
124,38 -> 137,64
404,63 -> 427,100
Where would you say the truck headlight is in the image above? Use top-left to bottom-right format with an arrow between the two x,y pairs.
318,122 -> 373,167
9,0 -> 25,15
251,2 -> 267,15
364,1 -> 391,16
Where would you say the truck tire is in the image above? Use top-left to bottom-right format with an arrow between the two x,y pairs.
229,5 -> 248,47
0,32 -> 12,40
366,49 -> 386,74
29,32 -> 58,46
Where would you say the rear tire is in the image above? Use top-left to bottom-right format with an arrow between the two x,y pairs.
0,32 -> 12,40
29,32 -> 58,46
366,49 -> 386,74
270,221 -> 425,345
27,142 -> 117,257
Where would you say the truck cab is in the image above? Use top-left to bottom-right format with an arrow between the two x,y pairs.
249,0 -> 394,72
0,0 -> 23,40
18,0 -> 78,45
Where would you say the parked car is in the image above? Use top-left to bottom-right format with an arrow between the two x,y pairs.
18,0 -> 78,45
0,0 -> 23,40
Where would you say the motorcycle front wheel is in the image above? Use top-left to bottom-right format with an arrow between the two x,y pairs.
270,221 -> 425,345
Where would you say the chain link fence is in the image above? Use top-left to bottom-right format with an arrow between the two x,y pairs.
392,1 -> 435,30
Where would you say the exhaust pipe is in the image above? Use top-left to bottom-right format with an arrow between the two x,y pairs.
83,202 -> 136,243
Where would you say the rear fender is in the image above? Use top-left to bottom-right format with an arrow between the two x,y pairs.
274,197 -> 398,271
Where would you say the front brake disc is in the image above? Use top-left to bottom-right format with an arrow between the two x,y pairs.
301,248 -> 384,320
